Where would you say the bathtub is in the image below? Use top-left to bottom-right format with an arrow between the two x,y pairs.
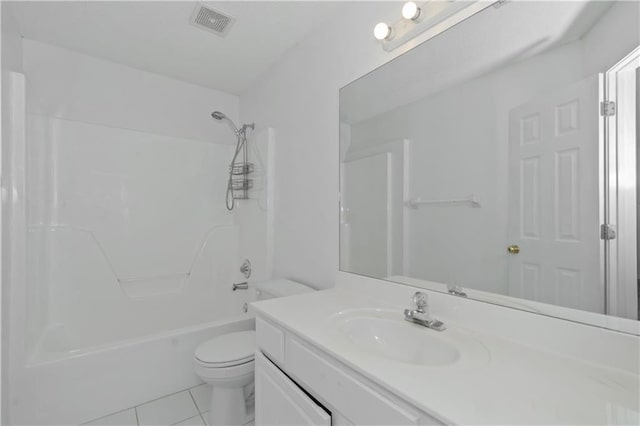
10,312 -> 255,425
8,221 -> 256,424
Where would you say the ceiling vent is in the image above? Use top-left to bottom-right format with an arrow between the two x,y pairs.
190,3 -> 235,37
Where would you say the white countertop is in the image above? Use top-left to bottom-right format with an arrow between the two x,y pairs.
251,287 -> 640,425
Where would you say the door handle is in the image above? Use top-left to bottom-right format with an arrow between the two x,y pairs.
507,245 -> 520,254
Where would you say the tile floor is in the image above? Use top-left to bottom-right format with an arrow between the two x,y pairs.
84,383 -> 254,426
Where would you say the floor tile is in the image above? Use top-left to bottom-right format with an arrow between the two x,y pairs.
136,391 -> 199,426
189,384 -> 211,413
172,414 -> 205,426
85,408 -> 138,425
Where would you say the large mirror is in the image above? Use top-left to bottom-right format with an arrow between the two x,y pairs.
339,0 -> 640,333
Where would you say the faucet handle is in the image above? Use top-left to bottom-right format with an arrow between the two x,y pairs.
411,291 -> 428,312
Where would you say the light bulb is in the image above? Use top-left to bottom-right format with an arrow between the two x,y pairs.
373,22 -> 392,41
402,2 -> 421,20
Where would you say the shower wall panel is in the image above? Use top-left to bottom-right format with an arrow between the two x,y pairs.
21,39 -> 247,361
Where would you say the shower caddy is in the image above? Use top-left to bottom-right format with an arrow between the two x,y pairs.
229,137 -> 253,200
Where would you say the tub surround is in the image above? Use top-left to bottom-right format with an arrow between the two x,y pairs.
4,40 -> 274,426
252,272 -> 640,425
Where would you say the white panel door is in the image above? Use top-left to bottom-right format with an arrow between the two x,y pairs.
342,153 -> 391,277
507,74 -> 603,312
255,352 -> 331,426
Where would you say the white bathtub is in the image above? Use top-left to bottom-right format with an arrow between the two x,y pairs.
10,313 -> 255,425
8,220 -> 256,424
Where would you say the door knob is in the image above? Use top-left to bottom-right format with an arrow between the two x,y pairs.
507,245 -> 520,254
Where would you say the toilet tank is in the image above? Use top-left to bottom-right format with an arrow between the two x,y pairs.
254,279 -> 314,301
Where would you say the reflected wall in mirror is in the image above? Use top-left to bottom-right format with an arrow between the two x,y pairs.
339,0 -> 640,333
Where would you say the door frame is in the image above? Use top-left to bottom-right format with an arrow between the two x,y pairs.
604,45 -> 640,319
340,139 -> 410,277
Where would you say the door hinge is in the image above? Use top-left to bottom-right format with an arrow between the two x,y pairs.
600,101 -> 616,117
600,224 -> 617,240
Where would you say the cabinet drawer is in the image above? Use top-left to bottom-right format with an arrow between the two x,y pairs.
286,336 -> 422,426
256,352 -> 331,426
256,317 -> 285,364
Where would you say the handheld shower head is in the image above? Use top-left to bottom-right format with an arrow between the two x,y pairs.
211,110 -> 239,134
211,111 -> 227,120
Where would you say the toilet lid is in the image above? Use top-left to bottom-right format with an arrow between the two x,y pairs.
195,330 -> 255,366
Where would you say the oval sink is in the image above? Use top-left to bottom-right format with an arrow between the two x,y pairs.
329,309 -> 491,368
338,315 -> 460,366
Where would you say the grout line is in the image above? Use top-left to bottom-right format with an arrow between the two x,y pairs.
191,385 -> 209,425
138,387 -> 191,408
162,390 -> 200,426
85,385 -> 204,425
170,415 -> 199,426
188,388 -> 208,425
187,389 -> 200,411
134,407 -> 140,426
80,407 -> 137,425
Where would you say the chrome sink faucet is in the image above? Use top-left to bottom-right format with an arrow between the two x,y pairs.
404,292 -> 446,331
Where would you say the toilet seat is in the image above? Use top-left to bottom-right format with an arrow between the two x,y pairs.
195,330 -> 255,368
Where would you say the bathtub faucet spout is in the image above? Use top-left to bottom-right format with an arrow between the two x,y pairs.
232,282 -> 249,291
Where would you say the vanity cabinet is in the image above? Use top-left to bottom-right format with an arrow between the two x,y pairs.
255,351 -> 331,426
255,317 -> 445,426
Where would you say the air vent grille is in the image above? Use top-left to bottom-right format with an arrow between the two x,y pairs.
190,4 -> 235,37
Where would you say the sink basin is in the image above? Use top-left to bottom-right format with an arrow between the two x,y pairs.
330,309 -> 488,367
336,314 -> 460,366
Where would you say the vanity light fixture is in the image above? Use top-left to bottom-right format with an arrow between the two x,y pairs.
373,22 -> 392,40
373,1 -> 480,52
402,2 -> 421,21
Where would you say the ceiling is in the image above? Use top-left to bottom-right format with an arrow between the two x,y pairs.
6,1 -> 344,95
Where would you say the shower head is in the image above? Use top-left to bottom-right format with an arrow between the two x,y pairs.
211,110 -> 239,135
211,111 -> 227,120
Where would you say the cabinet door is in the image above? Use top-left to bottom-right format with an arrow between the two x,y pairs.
255,351 -> 331,426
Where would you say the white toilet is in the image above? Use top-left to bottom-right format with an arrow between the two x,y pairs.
193,279 -> 313,426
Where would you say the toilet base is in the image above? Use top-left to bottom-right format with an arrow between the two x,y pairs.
209,386 -> 253,426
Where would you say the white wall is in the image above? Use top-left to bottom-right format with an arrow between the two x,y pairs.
581,1 -> 640,77
1,4 -> 24,424
240,2 -> 423,289
1,4 -> 23,72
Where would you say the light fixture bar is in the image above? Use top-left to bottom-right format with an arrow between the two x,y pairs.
379,1 -> 482,52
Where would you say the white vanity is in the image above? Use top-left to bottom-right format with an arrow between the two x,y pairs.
252,273 -> 639,425
253,295 -> 445,425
